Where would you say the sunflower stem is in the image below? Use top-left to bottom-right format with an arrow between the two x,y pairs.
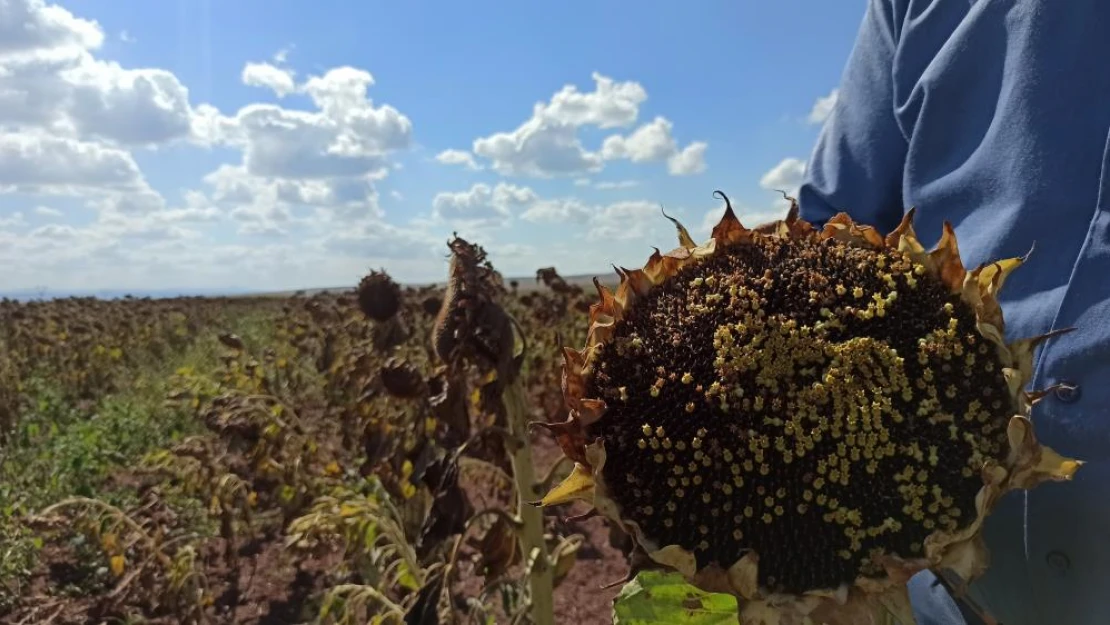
503,378 -> 555,625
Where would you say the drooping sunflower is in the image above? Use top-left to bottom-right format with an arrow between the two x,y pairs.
536,192 -> 1082,624
357,269 -> 402,322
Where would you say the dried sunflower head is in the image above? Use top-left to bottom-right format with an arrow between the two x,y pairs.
536,192 -> 1083,624
357,269 -> 402,322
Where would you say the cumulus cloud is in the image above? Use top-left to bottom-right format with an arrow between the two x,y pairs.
473,115 -> 602,178
0,132 -> 143,192
0,0 -> 103,56
758,157 -> 808,212
600,116 -> 678,162
760,157 -> 806,196
516,188 -> 680,242
241,61 -> 296,97
431,182 -> 535,228
807,89 -> 838,124
33,205 -> 62,217
198,164 -> 383,236
594,180 -> 638,190
0,0 -> 196,148
435,149 -> 482,170
667,141 -> 708,175
464,72 -> 705,178
199,66 -> 412,181
186,62 -> 415,236
0,212 -> 25,228
322,220 -> 439,259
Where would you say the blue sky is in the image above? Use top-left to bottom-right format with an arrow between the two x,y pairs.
0,0 -> 865,293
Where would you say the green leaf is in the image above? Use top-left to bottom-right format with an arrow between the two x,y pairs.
613,570 -> 739,625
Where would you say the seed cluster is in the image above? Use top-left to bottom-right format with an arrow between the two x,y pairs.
586,236 -> 1015,594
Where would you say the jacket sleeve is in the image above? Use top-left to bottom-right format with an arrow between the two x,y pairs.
797,0 -> 909,233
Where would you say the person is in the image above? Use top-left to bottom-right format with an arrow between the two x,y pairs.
796,1 -> 1110,624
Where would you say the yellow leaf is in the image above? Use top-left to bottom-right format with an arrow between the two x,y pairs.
325,461 -> 342,476
540,463 -> 596,507
110,555 -> 126,577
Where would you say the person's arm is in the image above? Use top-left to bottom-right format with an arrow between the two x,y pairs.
797,0 -> 908,233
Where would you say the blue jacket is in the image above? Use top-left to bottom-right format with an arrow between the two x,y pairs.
797,1 -> 1110,623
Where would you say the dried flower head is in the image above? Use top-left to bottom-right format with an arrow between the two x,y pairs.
379,356 -> 426,399
357,269 -> 402,322
536,191 -> 1082,624
432,234 -> 518,381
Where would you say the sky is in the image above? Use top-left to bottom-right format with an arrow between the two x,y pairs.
0,0 -> 866,295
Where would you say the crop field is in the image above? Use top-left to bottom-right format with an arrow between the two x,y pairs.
0,237 -> 627,624
0,201 -> 1084,625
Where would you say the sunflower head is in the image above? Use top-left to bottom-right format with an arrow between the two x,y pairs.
536,191 -> 1082,624
357,269 -> 402,322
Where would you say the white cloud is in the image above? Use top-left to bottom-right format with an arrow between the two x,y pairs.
432,182 -> 535,228
468,72 -> 704,178
435,148 -> 482,170
0,0 -> 103,56
519,197 -> 592,224
759,157 -> 806,198
807,89 -> 838,124
181,62 -> 414,237
118,30 -> 134,44
543,72 -> 646,128
0,0 -> 197,149
242,61 -> 296,97
322,220 -> 439,260
473,115 -> 602,178
589,200 -> 663,241
599,116 -> 706,175
758,158 -> 807,212
28,222 -> 78,240
33,205 -> 62,217
0,212 -> 25,228
0,132 -> 143,192
601,116 -> 677,162
517,189 -> 687,243
594,180 -> 638,190
199,65 -> 412,181
668,141 -> 707,175
198,164 -> 383,235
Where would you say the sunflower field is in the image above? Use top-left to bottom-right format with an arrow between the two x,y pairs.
0,192 -> 1082,625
